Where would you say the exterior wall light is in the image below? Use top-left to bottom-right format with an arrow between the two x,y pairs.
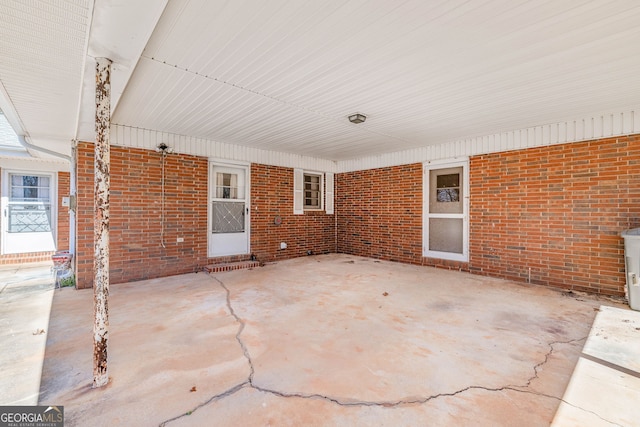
156,142 -> 174,154
348,113 -> 367,124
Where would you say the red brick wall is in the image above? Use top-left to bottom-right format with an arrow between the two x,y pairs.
0,169 -> 70,265
57,172 -> 70,251
336,135 -> 640,296
76,143 -> 208,288
250,164 -> 335,261
336,165 -> 423,264
75,154 -> 335,286
470,134 -> 640,296
73,133 -> 639,296
0,251 -> 55,264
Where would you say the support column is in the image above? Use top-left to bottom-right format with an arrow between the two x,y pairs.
93,57 -> 112,388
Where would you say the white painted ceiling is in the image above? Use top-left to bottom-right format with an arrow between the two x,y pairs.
1,0 -> 640,162
0,112 -> 27,157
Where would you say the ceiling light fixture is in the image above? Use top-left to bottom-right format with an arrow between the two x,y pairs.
348,113 -> 367,124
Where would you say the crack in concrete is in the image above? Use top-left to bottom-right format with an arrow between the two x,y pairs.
159,382 -> 250,427
160,275 -> 608,425
500,338 -> 623,426
516,337 -> 588,389
213,277 -> 256,383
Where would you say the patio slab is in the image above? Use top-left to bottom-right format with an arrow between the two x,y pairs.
552,305 -> 640,426
0,262 -> 55,405
30,254 -> 628,426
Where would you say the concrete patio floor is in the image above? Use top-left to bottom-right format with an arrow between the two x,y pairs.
2,254 -> 634,426
0,261 -> 55,406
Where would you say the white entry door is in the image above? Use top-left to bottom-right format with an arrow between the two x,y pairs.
423,161 -> 469,262
208,163 -> 249,257
1,171 -> 57,254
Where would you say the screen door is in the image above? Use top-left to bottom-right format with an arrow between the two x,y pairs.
209,164 -> 249,257
423,162 -> 468,262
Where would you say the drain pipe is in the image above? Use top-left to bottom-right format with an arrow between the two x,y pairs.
17,135 -> 71,162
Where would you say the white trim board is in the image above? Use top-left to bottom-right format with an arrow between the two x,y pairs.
111,124 -> 338,173
0,158 -> 70,172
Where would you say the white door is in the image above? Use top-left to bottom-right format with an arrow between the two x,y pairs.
208,163 -> 249,257
1,171 -> 57,254
423,161 -> 469,262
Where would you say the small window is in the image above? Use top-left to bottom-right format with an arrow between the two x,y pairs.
11,175 -> 50,202
215,172 -> 239,199
304,173 -> 323,210
293,169 -> 332,215
436,173 -> 460,202
8,174 -> 53,233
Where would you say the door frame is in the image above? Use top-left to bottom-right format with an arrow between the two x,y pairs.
422,159 -> 469,262
1,168 -> 58,255
207,159 -> 251,257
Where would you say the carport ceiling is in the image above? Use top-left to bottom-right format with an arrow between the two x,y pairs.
3,0 -> 640,161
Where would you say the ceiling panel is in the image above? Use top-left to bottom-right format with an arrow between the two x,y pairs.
113,0 -> 640,160
0,0 -> 90,147
3,0 -> 639,162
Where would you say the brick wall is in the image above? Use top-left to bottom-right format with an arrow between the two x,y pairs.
73,134 -> 639,296
336,165 -> 423,264
470,134 -> 640,296
251,163 -> 335,261
0,169 -> 70,265
0,251 -> 56,264
336,135 -> 640,296
75,153 -> 334,286
57,172 -> 70,251
76,143 -> 208,288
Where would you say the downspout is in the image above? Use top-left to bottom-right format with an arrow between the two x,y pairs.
16,135 -> 71,161
69,141 -> 77,260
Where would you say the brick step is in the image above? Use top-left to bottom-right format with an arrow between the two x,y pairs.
204,260 -> 260,273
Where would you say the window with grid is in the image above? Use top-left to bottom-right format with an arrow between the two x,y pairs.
8,174 -> 52,233
293,169 -> 333,215
304,172 -> 323,210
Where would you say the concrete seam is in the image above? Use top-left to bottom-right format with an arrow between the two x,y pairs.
503,337 -> 622,426
485,387 -> 623,427
551,399 -> 624,427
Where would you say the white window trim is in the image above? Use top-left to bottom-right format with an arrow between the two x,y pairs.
294,169 -> 334,215
325,172 -> 334,215
1,169 -> 58,255
304,171 -> 324,211
422,159 -> 469,262
293,168 -> 304,215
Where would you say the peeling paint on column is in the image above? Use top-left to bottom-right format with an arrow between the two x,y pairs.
93,57 -> 112,388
